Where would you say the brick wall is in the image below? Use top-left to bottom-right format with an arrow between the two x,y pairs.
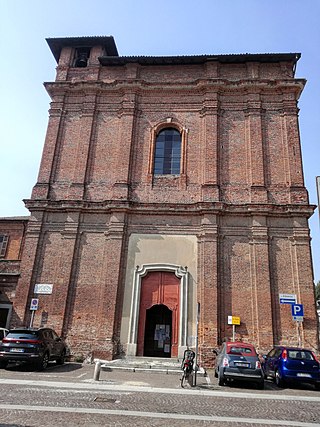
12,40 -> 317,364
0,218 -> 28,321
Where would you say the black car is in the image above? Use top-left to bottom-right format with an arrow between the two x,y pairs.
215,341 -> 264,389
0,327 -> 67,370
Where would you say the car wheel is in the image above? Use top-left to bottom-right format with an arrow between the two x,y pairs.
218,369 -> 225,386
214,369 -> 218,378
37,352 -> 49,371
0,361 -> 8,369
56,350 -> 66,365
275,370 -> 285,388
315,383 -> 320,391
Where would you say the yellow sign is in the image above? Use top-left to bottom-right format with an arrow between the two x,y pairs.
232,316 -> 240,325
228,315 -> 240,325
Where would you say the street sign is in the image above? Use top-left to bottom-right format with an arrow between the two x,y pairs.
293,316 -> 304,322
279,293 -> 297,304
30,298 -> 39,311
228,316 -> 240,325
34,284 -> 53,294
291,304 -> 304,317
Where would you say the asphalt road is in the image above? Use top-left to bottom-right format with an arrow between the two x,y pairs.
0,362 -> 320,426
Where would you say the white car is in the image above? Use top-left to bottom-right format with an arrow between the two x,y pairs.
0,328 -> 9,340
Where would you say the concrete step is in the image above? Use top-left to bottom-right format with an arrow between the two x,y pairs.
95,356 -> 206,376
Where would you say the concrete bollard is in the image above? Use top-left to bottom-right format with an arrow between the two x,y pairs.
93,360 -> 102,381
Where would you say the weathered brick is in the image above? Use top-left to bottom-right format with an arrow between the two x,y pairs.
3,37 -> 317,366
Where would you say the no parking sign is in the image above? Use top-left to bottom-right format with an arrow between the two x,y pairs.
30,298 -> 39,311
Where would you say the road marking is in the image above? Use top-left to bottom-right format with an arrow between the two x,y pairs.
76,372 -> 87,378
1,378 -> 320,402
0,404 -> 319,426
0,378 -> 320,403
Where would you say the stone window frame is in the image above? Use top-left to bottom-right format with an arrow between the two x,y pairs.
147,119 -> 187,183
0,234 -> 9,258
127,263 -> 189,358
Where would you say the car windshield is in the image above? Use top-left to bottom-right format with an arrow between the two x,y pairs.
227,345 -> 255,356
7,331 -> 39,339
288,350 -> 315,361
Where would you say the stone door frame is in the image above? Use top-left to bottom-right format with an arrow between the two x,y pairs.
127,263 -> 189,358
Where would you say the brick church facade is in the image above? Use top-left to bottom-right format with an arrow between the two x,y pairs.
3,36 -> 318,365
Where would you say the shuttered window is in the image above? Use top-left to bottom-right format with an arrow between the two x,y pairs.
0,235 -> 9,257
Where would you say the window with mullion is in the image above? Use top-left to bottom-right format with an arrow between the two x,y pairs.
0,235 -> 9,257
154,128 -> 181,175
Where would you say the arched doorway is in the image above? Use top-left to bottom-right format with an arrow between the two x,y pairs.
137,271 -> 180,357
127,264 -> 189,358
144,304 -> 172,357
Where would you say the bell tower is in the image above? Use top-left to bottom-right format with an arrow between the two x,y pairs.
46,36 -> 119,81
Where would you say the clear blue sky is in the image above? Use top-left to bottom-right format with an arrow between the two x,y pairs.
1,0 -> 319,282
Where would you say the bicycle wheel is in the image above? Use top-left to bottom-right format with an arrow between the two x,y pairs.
181,369 -> 189,388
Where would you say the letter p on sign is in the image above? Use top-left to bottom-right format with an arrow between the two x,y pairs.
291,304 -> 304,317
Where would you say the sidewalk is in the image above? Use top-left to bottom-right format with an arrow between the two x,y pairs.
1,361 -> 319,399
0,361 -> 215,391
93,356 -> 210,387
95,363 -> 213,390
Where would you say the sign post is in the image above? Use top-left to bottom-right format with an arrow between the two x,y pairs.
29,298 -> 39,328
291,304 -> 304,347
228,316 -> 240,341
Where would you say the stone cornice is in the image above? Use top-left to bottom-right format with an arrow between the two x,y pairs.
23,199 -> 316,218
44,78 -> 305,98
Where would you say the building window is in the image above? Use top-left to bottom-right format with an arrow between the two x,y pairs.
0,235 -> 9,258
154,128 -> 181,175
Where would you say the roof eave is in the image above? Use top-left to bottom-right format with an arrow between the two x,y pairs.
98,53 -> 301,67
46,36 -> 119,63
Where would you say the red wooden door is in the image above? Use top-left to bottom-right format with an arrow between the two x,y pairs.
137,271 -> 180,357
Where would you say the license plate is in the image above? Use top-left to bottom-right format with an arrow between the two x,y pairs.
235,362 -> 250,368
10,348 -> 24,353
297,373 -> 311,378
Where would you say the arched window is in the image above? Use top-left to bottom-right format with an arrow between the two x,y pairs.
154,128 -> 181,175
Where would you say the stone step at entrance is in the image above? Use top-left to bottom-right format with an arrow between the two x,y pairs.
97,356 -> 206,376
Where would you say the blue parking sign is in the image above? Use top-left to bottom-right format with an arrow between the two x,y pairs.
291,304 -> 304,317
30,298 -> 39,311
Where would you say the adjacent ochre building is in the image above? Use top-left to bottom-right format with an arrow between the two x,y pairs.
3,36 -> 318,366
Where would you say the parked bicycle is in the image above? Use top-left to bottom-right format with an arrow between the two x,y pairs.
180,349 -> 195,387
